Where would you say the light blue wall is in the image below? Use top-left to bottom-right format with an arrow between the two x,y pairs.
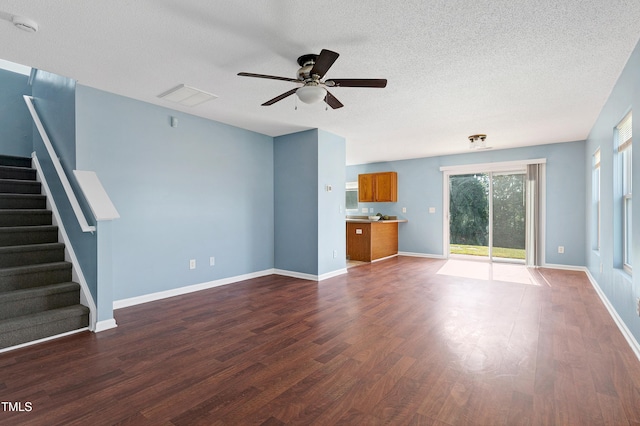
274,128 -> 347,276
31,71 -> 98,304
32,70 -> 77,169
584,39 -> 640,343
0,69 -> 31,157
274,130 -> 319,275
76,85 -> 274,300
347,141 -> 586,266
318,129 -> 346,275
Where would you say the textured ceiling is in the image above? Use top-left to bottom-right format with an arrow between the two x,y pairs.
1,1 -> 640,165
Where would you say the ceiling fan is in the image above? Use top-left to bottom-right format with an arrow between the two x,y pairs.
238,49 -> 387,109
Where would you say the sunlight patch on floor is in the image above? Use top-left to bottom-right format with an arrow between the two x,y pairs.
436,259 -> 540,286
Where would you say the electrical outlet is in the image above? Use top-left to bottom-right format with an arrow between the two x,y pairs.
402,207 -> 407,213
636,298 -> 640,316
210,256 -> 215,266
558,246 -> 564,254
189,259 -> 196,270
333,250 -> 337,259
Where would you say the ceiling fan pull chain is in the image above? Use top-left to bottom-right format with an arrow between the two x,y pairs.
294,95 -> 298,110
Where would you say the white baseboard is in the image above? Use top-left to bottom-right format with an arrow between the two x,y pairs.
318,268 -> 348,280
113,266 -> 350,311
95,319 -> 118,332
32,153 -> 98,330
113,269 -> 275,310
273,267 -> 347,281
0,327 -> 89,354
541,262 -> 585,271
583,268 -> 640,362
398,251 -> 446,259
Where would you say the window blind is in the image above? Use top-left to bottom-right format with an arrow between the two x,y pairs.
617,112 -> 632,152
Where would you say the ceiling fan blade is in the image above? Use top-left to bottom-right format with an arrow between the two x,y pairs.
310,49 -> 339,79
325,78 -> 387,88
324,90 -> 344,109
262,88 -> 298,106
238,72 -> 299,83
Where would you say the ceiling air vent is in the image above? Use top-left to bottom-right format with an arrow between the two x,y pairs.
158,84 -> 218,107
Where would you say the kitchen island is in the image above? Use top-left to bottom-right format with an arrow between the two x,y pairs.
346,217 -> 408,262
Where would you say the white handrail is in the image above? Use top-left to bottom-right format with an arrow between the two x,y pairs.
23,95 -> 96,233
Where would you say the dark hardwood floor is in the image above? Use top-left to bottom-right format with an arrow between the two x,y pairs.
2,256 -> 640,425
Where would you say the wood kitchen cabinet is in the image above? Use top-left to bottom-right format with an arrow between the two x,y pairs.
358,171 -> 397,202
346,220 -> 401,262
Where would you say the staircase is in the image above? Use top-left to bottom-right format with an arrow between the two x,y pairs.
0,154 -> 89,350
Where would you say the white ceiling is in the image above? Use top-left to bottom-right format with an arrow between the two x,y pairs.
1,1 -> 640,165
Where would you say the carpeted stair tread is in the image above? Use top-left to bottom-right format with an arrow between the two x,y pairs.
0,225 -> 59,247
0,305 -> 89,349
0,243 -> 65,268
0,209 -> 52,227
0,179 -> 41,194
0,155 -> 31,168
0,165 -> 36,180
0,261 -> 72,292
0,261 -> 71,276
0,154 -> 90,350
0,282 -> 80,320
0,194 -> 47,209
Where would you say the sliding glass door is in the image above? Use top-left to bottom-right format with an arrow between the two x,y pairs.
449,170 -> 525,262
491,172 -> 525,261
449,173 -> 490,258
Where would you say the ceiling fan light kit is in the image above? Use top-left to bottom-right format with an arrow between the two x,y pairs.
296,84 -> 327,104
238,49 -> 387,109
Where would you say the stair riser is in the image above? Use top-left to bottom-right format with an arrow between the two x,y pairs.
0,311 -> 89,349
0,288 -> 80,321
0,212 -> 52,227
0,168 -> 36,181
0,156 -> 31,168
0,196 -> 46,209
0,181 -> 41,194
0,228 -> 58,247
0,247 -> 65,268
0,155 -> 90,350
0,267 -> 72,292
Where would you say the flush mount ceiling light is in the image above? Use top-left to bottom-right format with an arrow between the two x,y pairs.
296,84 -> 327,104
468,134 -> 488,150
157,84 -> 218,107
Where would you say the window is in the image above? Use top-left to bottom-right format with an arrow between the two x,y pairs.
617,112 -> 632,273
345,181 -> 358,211
593,148 -> 601,251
